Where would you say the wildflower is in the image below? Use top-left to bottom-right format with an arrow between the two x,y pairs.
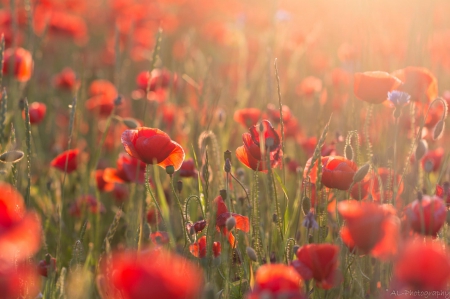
0,183 -> 42,262
304,156 -> 357,190
2,47 -> 33,82
101,249 -> 203,299
150,231 -> 170,245
246,264 -> 306,299
302,211 -> 319,230
353,71 -> 402,104
189,236 -> 221,258
338,200 -> 400,260
0,263 -> 40,299
23,102 -> 46,125
121,127 -> 185,171
233,108 -> 262,128
214,194 -> 249,246
236,120 -> 283,172
388,90 -> 411,107
50,149 -> 80,173
292,244 -> 340,290
53,68 -> 80,91
95,169 -> 114,192
85,80 -> 118,117
179,158 -> 198,178
421,147 -> 444,173
37,254 -> 57,277
103,153 -> 147,184
392,66 -> 438,103
404,195 -> 446,237
392,239 -> 450,291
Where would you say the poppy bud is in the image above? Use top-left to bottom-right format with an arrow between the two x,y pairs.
224,158 -> 231,173
345,145 -> 353,161
224,150 -> 232,162
114,95 -> 123,106
226,216 -> 236,231
433,120 -> 445,140
3,47 -> 33,82
423,160 -> 434,173
415,140 -> 428,161
302,196 -> 311,215
166,165 -> 175,175
193,220 -> 206,233
219,189 -> 227,199
122,117 -> 140,129
353,163 -> 370,183
177,180 -> 183,193
0,150 -> 24,163
246,247 -> 258,262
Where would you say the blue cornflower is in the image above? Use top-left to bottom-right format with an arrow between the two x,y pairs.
388,90 -> 411,107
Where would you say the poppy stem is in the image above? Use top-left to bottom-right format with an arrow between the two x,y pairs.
170,175 -> 192,247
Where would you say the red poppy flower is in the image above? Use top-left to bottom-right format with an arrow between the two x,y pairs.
436,183 -> 450,206
179,158 -> 198,178
0,183 -> 41,263
53,67 -> 80,91
292,244 -> 340,290
404,195 -> 446,237
392,240 -> 450,291
353,71 -> 402,104
391,67 -> 438,103
146,208 -> 161,225
137,68 -> 177,91
233,108 -> 262,128
0,263 -> 41,299
296,76 -> 323,97
236,120 -> 283,172
150,231 -> 170,245
37,255 -> 57,277
95,169 -> 114,192
2,47 -> 33,82
421,147 -> 444,173
304,156 -> 357,190
85,80 -> 117,117
266,104 -> 292,124
113,184 -> 129,202
22,102 -> 46,125
189,236 -> 221,258
246,264 -> 306,299
50,149 -> 79,173
102,249 -> 203,299
121,127 -> 185,171
103,153 -> 147,184
338,200 -> 400,260
299,137 -> 336,157
351,168 -> 404,205
213,195 -> 249,246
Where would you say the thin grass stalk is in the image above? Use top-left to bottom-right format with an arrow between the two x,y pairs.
0,89 -> 7,147
169,175 -> 191,247
274,59 -> 285,184
23,98 -> 31,206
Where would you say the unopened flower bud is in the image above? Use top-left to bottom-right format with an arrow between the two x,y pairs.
224,150 -> 232,162
219,189 -> 227,199
0,150 -> 24,163
246,247 -> 258,262
433,120 -> 445,140
353,163 -> 370,183
345,145 -> 353,161
122,117 -> 140,129
114,95 -> 123,106
193,220 -> 207,233
302,196 -> 311,215
166,165 -> 175,175
224,158 -> 231,173
272,213 -> 278,223
226,216 -> 236,231
415,139 -> 428,161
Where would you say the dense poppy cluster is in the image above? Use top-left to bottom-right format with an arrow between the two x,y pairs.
3,0 -> 450,298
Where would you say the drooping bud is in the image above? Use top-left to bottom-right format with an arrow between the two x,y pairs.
246,247 -> 258,262
226,216 -> 236,231
122,117 -> 140,129
302,196 -> 311,215
193,220 -> 207,233
272,213 -> 278,223
0,150 -> 24,163
345,145 -> 353,161
415,139 -> 428,161
433,120 -> 445,140
353,163 -> 370,183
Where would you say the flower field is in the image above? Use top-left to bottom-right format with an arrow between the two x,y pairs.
1,0 -> 450,298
